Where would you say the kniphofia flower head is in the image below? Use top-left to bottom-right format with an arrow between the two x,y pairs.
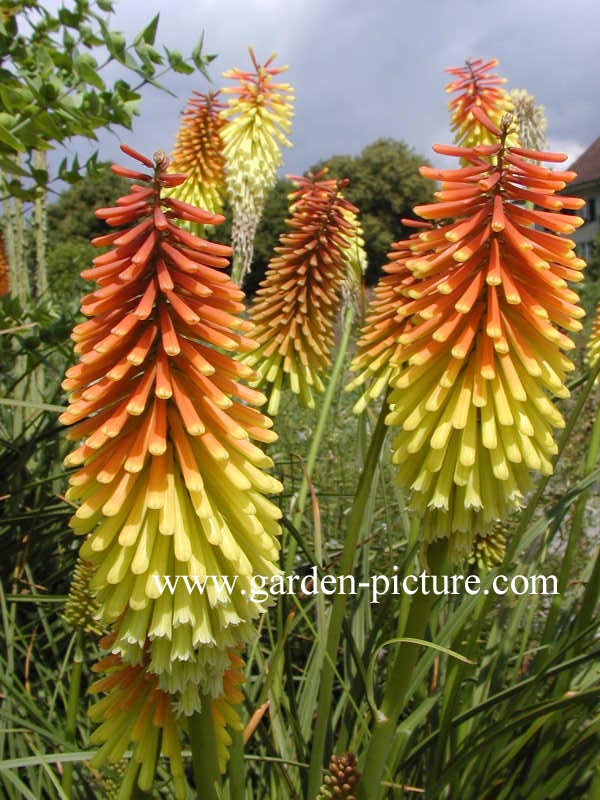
509,88 -> 547,151
446,58 -> 516,151
167,91 -> 227,219
246,171 -> 360,415
380,115 -> 586,556
221,47 -> 294,282
88,634 -> 245,798
60,144 -> 282,709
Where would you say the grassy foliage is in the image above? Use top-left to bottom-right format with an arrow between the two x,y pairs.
1,302 -> 599,798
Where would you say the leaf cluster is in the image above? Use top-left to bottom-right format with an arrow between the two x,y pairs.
0,0 -> 215,197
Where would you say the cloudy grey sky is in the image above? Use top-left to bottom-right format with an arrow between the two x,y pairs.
55,0 -> 600,176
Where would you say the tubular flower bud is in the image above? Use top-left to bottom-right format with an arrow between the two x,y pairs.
468,524 -> 507,569
509,89 -> 547,152
318,752 -> 361,800
383,120 -> 586,554
446,58 -> 517,151
88,637 -> 245,797
64,558 -> 102,634
221,47 -> 294,282
0,231 -> 8,297
60,145 -> 282,708
245,172 -> 359,415
347,220 -> 432,413
586,301 -> 600,370
167,91 -> 227,220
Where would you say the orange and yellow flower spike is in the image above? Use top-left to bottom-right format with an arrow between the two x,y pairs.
587,300 -> 600,369
60,145 -> 282,709
221,48 -> 294,283
88,635 -> 245,798
383,118 -> 586,555
245,172 -> 359,415
446,58 -> 516,151
347,220 -> 432,413
167,91 -> 227,219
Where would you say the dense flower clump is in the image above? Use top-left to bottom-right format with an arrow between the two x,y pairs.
246,172 -> 360,414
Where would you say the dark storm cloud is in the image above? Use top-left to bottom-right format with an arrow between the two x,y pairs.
51,0 -> 599,175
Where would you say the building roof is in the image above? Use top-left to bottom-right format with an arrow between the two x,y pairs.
569,136 -> 600,187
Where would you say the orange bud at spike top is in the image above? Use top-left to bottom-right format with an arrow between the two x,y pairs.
60,144 -> 283,710
445,58 -> 517,152
245,171 -> 359,414
357,116 -> 585,556
167,91 -> 227,220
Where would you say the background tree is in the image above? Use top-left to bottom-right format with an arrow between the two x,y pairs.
311,138 -> 434,283
39,163 -> 129,301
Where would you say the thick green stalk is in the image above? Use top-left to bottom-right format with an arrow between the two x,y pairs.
189,698 -> 221,799
286,304 -> 355,574
231,251 -> 245,288
306,399 -> 389,799
33,150 -> 48,298
62,630 -> 84,797
228,726 -> 245,800
358,538 -> 448,800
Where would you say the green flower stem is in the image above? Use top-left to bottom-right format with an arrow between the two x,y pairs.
285,303 -> 355,574
231,252 -> 245,288
189,698 -> 221,800
358,538 -> 448,800
306,397 -> 389,799
61,630 -> 84,797
228,726 -> 245,800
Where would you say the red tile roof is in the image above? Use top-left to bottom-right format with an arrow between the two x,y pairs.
569,136 -> 600,187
